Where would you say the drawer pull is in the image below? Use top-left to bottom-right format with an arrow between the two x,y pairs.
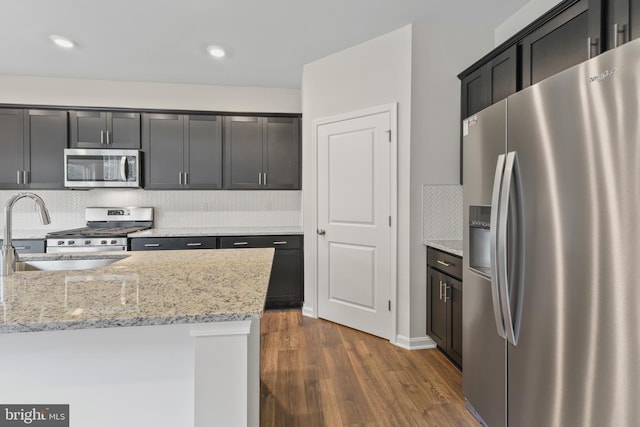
13,246 -> 27,250
233,242 -> 249,246
187,242 -> 203,247
437,260 -> 452,267
273,241 -> 288,245
144,243 -> 161,247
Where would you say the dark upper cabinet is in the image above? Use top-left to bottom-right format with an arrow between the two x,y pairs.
0,109 -> 67,189
521,0 -> 589,87
69,110 -> 141,149
0,109 -> 25,189
142,113 -> 222,190
590,0 -> 640,51
461,45 -> 518,119
224,116 -> 300,190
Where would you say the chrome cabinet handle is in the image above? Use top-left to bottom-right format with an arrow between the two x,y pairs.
144,243 -> 161,247
233,242 -> 249,246
613,23 -> 628,48
100,130 -> 105,144
258,173 -> 262,185
106,130 -> 111,144
439,280 -> 444,301
443,284 -> 450,304
317,229 -> 326,236
436,260 -> 451,267
187,242 -> 203,247
184,172 -> 188,185
587,36 -> 599,59
273,241 -> 287,245
22,171 -> 29,184
263,173 -> 267,186
16,171 -> 21,185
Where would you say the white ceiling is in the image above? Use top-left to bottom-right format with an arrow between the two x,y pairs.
0,0 -> 527,89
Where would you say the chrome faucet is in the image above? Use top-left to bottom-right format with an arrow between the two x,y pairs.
1,192 -> 51,276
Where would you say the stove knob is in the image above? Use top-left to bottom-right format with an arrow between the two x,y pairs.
101,240 -> 107,245
85,240 -> 91,245
110,240 -> 118,245
68,240 -> 75,245
57,241 -> 65,245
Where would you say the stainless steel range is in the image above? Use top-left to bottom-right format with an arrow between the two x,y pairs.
46,207 -> 153,253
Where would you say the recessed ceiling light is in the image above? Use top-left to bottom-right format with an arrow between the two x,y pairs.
207,45 -> 226,58
49,35 -> 75,49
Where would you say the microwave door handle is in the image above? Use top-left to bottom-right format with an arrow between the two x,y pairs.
120,156 -> 128,181
490,154 -> 507,339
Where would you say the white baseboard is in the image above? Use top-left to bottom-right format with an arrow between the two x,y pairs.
301,304 -> 316,318
394,334 -> 437,350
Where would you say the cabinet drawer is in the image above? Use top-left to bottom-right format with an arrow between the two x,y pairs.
427,247 -> 462,280
0,239 -> 45,254
219,235 -> 301,250
130,236 -> 217,251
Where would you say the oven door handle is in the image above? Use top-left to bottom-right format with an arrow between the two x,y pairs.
120,156 -> 128,181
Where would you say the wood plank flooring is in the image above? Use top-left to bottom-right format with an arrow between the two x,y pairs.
260,309 -> 481,427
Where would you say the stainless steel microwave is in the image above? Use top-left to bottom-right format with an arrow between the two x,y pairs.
64,149 -> 142,188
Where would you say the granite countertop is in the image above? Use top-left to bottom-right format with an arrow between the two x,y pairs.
424,240 -> 463,257
128,226 -> 303,238
0,248 -> 274,334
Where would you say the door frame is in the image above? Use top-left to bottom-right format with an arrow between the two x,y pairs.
306,103 -> 398,344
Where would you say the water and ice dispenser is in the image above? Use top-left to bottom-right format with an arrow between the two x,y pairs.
468,205 -> 492,280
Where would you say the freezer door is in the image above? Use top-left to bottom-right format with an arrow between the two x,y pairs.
506,38 -> 640,427
462,100 -> 507,427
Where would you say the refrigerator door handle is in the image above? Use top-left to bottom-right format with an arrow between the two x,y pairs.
489,154 -> 507,339
498,151 -> 524,346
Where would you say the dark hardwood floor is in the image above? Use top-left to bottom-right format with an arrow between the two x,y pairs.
260,309 -> 480,427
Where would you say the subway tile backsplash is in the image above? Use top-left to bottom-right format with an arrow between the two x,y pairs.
422,185 -> 463,241
0,190 -> 301,232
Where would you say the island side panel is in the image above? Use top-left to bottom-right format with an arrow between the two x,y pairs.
190,319 -> 260,427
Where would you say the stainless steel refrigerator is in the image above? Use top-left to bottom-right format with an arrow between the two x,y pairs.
462,37 -> 640,427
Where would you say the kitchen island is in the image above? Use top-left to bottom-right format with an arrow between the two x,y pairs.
0,248 -> 274,427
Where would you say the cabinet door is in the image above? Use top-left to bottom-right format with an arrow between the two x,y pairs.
426,267 -> 447,348
0,239 -> 46,254
25,110 -> 68,189
263,117 -> 300,189
108,112 -> 141,149
69,111 -> 107,148
266,249 -> 303,308
489,45 -> 519,105
0,109 -> 25,189
142,113 -> 184,189
447,277 -> 463,367
460,66 -> 490,120
521,0 -> 589,87
632,0 -> 640,41
223,116 -> 263,189
185,115 -> 223,189
606,0 -> 640,47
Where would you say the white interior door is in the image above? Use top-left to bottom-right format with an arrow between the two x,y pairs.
316,109 -> 393,339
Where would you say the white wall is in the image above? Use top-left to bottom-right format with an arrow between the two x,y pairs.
409,23 -> 493,338
301,25 -> 413,337
0,75 -> 301,113
495,0 -> 564,45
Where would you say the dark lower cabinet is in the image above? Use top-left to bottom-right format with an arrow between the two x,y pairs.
0,239 -> 45,254
219,235 -> 303,309
130,236 -> 218,251
426,247 -> 463,367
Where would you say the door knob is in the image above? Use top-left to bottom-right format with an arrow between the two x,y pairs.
317,229 -> 326,236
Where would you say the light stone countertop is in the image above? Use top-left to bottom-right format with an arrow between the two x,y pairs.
423,240 -> 463,257
0,248 -> 274,334
128,226 -> 303,238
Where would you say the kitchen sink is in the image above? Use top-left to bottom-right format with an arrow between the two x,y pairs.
15,255 -> 128,272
